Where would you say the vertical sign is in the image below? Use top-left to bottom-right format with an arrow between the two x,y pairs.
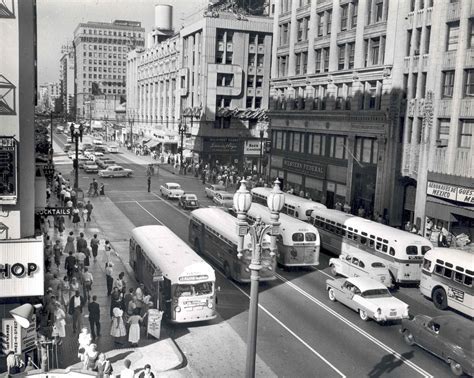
2,319 -> 21,354
0,137 -> 17,204
146,309 -> 163,340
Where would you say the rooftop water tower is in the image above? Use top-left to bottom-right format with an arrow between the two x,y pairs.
151,4 -> 174,46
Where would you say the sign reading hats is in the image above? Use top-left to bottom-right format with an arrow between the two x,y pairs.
0,238 -> 44,298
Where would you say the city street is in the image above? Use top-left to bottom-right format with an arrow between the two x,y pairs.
53,132 -> 456,378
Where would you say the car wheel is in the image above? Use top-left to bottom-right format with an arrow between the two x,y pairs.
328,288 -> 337,302
359,309 -> 369,321
449,360 -> 464,376
223,263 -> 232,279
432,287 -> 448,310
403,331 -> 415,346
330,265 -> 338,276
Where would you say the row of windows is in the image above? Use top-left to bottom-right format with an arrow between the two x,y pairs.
83,59 -> 124,67
82,45 -> 128,53
434,119 -> 472,149
82,28 -> 143,38
82,73 -> 125,81
77,36 -> 143,46
441,69 -> 474,99
83,67 -> 126,74
432,264 -> 473,288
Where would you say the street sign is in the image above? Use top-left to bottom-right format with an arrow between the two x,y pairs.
146,309 -> 163,340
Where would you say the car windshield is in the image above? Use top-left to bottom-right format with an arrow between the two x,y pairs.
361,289 -> 391,298
169,185 -> 181,190
371,262 -> 386,268
174,283 -> 213,297
186,195 -> 197,200
223,194 -> 233,199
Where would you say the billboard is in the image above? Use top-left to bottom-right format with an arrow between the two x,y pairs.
0,137 -> 18,205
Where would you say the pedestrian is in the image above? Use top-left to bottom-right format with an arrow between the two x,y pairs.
77,232 -> 88,253
99,183 -> 105,196
52,301 -> 66,345
127,309 -> 145,347
84,246 -> 91,268
110,307 -> 126,344
84,343 -> 99,371
53,239 -> 63,268
124,288 -> 134,314
404,221 -> 412,232
69,276 -> 80,299
72,207 -> 81,228
121,359 -> 134,378
78,327 -> 92,364
57,214 -> 65,236
147,175 -> 151,192
110,287 -> 123,317
104,240 -> 118,268
137,364 -> 155,378
85,200 -> 93,222
105,262 -> 114,296
88,295 -> 101,341
92,178 -> 99,197
82,267 -> 94,301
60,276 -> 70,307
64,251 -> 76,281
357,206 -> 366,218
66,198 -> 73,221
68,290 -> 85,333
95,353 -> 113,377
438,228 -> 449,247
82,207 -> 89,228
343,202 -> 351,213
114,272 -> 126,295
90,234 -> 100,262
76,249 -> 86,272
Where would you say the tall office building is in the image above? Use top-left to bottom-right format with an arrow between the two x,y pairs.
59,43 -> 75,118
400,0 -> 473,237
128,3 -> 273,168
73,19 -> 145,120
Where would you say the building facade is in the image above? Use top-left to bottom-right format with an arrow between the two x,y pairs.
37,82 -> 60,112
59,43 -> 75,118
127,4 -> 273,169
400,0 -> 473,238
268,0 -> 405,223
73,19 -> 145,120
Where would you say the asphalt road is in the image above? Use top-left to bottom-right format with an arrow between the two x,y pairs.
54,132 -> 457,377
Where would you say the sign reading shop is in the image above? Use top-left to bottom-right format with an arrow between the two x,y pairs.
427,181 -> 474,205
283,158 -> 326,179
0,239 -> 44,298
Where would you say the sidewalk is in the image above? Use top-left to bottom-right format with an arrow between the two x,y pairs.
44,151 -> 185,376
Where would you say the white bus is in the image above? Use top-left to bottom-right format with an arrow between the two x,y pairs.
243,203 -> 320,267
251,187 -> 327,221
130,225 -> 217,323
189,208 -> 276,282
310,209 -> 433,284
420,248 -> 473,317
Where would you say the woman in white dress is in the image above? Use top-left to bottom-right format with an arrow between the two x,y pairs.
110,307 -> 126,344
52,302 -> 66,345
127,309 -> 145,346
60,276 -> 70,307
69,277 -> 80,299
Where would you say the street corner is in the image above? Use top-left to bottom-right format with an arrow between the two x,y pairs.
109,338 -> 185,374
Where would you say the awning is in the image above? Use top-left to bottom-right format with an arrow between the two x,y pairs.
426,196 -> 474,222
144,138 -> 162,147
183,149 -> 193,158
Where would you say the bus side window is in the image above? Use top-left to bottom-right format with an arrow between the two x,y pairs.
389,247 -> 395,256
360,236 -> 367,245
376,242 -> 381,250
422,259 -> 432,270
369,239 -> 375,248
359,260 -> 365,268
352,258 -> 359,265
345,255 -> 352,261
454,272 -> 464,284
352,234 -> 359,242
434,264 -> 444,275
464,275 -> 473,287
443,267 -> 453,279
382,244 -> 388,253
421,246 -> 431,255
295,212 -> 299,218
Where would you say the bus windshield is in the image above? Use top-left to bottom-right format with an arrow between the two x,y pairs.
305,232 -> 317,241
361,289 -> 391,298
174,283 -> 213,297
406,246 -> 418,255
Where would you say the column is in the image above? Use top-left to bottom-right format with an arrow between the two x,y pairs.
329,0 -> 341,72
345,135 -> 355,206
271,0 -> 280,79
306,0 -> 318,73
354,0 -> 368,69
287,0 -> 298,76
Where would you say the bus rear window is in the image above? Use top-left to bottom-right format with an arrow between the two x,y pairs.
306,209 -> 313,217
406,246 -> 418,255
305,232 -> 317,241
292,233 -> 304,242
421,246 -> 431,255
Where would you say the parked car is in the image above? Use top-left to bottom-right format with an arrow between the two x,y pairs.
329,251 -> 393,287
401,315 -> 474,376
178,194 -> 199,210
326,277 -> 410,322
96,158 -> 116,169
205,184 -> 226,198
63,143 -> 72,153
78,155 -> 91,169
93,139 -> 104,145
83,149 -> 95,158
160,183 -> 184,199
56,125 -> 64,133
98,165 -> 133,178
83,161 -> 99,173
67,150 -> 78,159
213,191 -> 234,208
107,144 -> 119,153
94,145 -> 106,153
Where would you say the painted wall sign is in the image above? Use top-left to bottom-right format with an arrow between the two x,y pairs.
283,158 -> 326,179
427,181 -> 474,205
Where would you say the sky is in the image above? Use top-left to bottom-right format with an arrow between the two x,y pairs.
37,0 -> 209,84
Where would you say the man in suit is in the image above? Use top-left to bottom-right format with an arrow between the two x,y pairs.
88,295 -> 101,340
76,232 -> 88,253
64,251 -> 76,280
68,290 -> 85,333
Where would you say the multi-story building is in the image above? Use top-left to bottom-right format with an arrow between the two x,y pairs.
0,0 -> 45,370
127,3 -> 273,169
268,0 -> 405,224
73,19 -> 145,120
59,43 -> 75,118
38,82 -> 60,111
400,0 -> 473,238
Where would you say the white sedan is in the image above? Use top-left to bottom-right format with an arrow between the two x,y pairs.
98,165 -> 133,178
160,183 -> 184,199
213,191 -> 234,208
205,184 -> 226,198
326,277 -> 409,322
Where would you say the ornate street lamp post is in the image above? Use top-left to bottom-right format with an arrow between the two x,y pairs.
233,179 -> 284,378
69,122 -> 84,189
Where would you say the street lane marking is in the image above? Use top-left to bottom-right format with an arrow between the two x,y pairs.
134,202 -> 164,225
114,200 -> 162,204
275,273 -> 433,378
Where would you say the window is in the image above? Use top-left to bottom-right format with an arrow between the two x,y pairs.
375,0 -> 384,22
355,137 -> 378,164
341,5 -> 348,31
446,22 -> 460,51
425,26 -> 431,54
329,136 -> 346,159
420,73 -> 427,98
338,45 -> 345,70
469,19 -> 474,48
315,49 -> 322,73
327,10 -> 332,35
406,30 -> 413,56
371,37 -> 380,65
323,47 -> 329,72
297,18 -> 304,42
309,134 -> 325,155
438,119 -> 450,146
348,43 -> 355,69
414,28 -> 422,55
317,12 -> 324,37
335,84 -> 344,109
352,1 -> 358,28
296,53 -> 302,74
442,71 -> 455,98
464,69 -> 474,97
459,120 -> 472,148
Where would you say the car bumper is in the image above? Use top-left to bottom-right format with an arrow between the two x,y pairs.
375,313 -> 410,322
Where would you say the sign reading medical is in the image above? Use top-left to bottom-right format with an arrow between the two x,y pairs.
244,140 -> 263,156
0,239 -> 44,298
427,181 -> 474,205
0,137 -> 18,205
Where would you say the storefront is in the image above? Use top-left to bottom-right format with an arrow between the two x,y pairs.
200,137 -> 244,169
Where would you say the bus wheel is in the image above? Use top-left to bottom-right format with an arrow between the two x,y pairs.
403,330 -> 415,346
432,287 -> 448,310
223,263 -> 231,279
449,359 -> 464,376
194,239 -> 201,254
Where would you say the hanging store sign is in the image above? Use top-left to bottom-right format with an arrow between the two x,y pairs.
35,207 -> 72,216
0,137 -> 18,205
283,158 -> 326,179
203,137 -> 241,154
1,317 -> 37,355
244,140 -> 263,156
427,181 -> 474,205
0,238 -> 44,298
